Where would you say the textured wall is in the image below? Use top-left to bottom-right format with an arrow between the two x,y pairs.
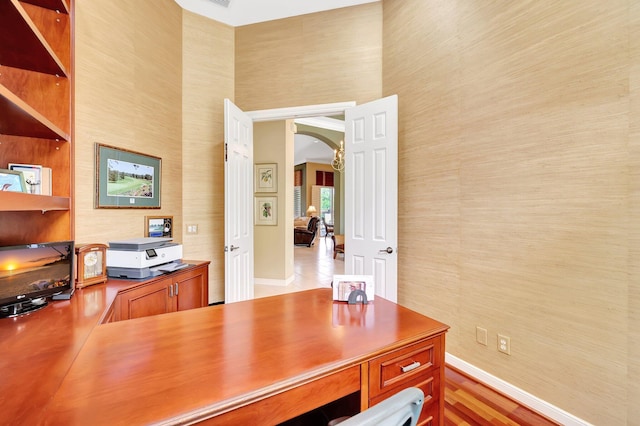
181,11 -> 234,302
254,121 -> 294,283
629,1 -> 639,422
235,3 -> 382,110
75,0 -> 183,244
383,1 -> 635,424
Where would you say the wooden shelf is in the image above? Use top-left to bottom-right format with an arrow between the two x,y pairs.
0,0 -> 73,243
0,85 -> 69,140
0,192 -> 69,212
0,0 -> 68,76
21,0 -> 69,13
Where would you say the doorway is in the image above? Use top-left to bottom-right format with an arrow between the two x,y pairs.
224,97 -> 398,303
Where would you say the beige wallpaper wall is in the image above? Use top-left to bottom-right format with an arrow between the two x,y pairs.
629,1 -> 639,423
181,11 -> 234,302
254,121 -> 294,282
75,2 -> 233,303
235,3 -> 383,110
74,0 -> 183,244
383,1 -> 636,424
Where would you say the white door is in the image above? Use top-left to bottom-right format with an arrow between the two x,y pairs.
344,95 -> 398,302
224,99 -> 254,303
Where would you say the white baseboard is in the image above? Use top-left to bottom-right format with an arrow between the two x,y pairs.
254,275 -> 295,287
445,353 -> 593,426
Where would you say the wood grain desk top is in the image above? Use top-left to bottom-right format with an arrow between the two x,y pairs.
1,279 -> 447,425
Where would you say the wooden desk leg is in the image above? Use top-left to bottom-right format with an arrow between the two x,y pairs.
360,362 -> 370,411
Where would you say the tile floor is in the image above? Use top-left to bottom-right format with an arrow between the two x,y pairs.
254,235 -> 344,299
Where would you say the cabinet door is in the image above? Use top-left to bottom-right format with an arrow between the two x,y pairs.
174,266 -> 208,312
119,278 -> 172,320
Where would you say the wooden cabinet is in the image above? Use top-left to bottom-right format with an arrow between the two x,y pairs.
117,263 -> 209,321
0,0 -> 73,245
369,335 -> 445,426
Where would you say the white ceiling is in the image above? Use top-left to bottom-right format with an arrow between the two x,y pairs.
294,134 -> 335,166
175,0 -> 380,27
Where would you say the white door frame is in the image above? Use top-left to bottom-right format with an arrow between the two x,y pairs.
246,102 -> 356,123
225,101 -> 356,301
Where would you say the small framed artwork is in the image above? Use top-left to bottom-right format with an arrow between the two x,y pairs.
254,163 -> 277,193
145,216 -> 173,238
332,275 -> 375,302
0,168 -> 28,193
95,143 -> 161,208
255,196 -> 277,225
8,163 -> 42,194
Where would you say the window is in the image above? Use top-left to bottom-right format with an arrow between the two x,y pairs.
294,169 -> 303,217
294,186 -> 302,218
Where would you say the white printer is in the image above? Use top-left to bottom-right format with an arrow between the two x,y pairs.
106,237 -> 186,279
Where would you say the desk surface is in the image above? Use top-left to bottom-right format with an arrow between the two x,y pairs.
1,283 -> 448,425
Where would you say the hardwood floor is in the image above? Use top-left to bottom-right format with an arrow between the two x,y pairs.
256,237 -> 558,426
445,366 -> 559,426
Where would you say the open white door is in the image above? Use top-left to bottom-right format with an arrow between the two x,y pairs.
224,99 -> 254,303
345,95 -> 398,302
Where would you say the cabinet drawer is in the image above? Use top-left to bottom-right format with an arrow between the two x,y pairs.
370,369 -> 439,406
369,337 -> 441,398
370,370 -> 440,426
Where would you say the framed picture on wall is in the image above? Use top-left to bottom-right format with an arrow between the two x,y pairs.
95,143 -> 161,208
254,163 -> 277,193
255,196 -> 277,225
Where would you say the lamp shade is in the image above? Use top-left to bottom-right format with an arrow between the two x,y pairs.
306,205 -> 317,217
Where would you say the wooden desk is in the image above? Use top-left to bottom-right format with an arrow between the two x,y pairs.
0,261 -> 209,426
1,284 -> 448,425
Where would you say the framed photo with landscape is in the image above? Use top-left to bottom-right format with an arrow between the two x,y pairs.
95,143 -> 161,208
255,196 -> 277,226
254,163 -> 277,193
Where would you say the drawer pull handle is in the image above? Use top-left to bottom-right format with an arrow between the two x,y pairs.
401,361 -> 421,373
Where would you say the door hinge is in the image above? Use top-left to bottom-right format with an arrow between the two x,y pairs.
224,143 -> 228,162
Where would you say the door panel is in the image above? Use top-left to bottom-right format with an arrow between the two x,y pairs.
224,99 -> 254,303
345,95 -> 398,302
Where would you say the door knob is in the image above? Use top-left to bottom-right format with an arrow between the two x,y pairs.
225,245 -> 240,252
379,247 -> 394,254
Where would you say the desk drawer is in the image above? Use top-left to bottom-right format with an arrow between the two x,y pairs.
369,337 -> 441,398
370,370 -> 440,426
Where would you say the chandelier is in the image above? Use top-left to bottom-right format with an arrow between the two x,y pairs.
331,140 -> 345,172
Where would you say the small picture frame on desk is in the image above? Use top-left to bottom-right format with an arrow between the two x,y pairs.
8,163 -> 42,194
332,275 -> 375,302
0,168 -> 28,193
145,216 -> 173,237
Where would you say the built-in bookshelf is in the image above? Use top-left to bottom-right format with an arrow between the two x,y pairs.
0,0 -> 73,245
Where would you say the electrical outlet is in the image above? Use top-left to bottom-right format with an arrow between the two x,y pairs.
476,327 -> 488,346
187,224 -> 198,234
498,334 -> 511,355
